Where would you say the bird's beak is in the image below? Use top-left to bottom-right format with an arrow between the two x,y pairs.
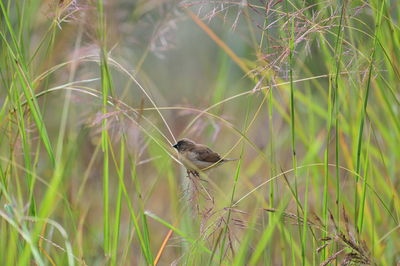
172,144 -> 178,149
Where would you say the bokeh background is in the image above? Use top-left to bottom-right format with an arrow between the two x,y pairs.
0,0 -> 399,265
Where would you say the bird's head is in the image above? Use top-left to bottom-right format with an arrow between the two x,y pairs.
173,138 -> 195,152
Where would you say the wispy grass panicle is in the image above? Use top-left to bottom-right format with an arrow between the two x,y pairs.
0,0 -> 399,264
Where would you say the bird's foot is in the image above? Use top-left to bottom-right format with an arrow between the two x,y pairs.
187,170 -> 200,178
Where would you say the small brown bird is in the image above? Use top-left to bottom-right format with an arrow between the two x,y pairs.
172,138 -> 237,177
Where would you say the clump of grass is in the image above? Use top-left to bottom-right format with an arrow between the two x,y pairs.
0,0 -> 399,265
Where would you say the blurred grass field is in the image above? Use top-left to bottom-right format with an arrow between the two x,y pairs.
0,0 -> 399,265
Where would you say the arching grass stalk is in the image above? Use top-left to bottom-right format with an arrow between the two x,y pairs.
0,0 -> 55,166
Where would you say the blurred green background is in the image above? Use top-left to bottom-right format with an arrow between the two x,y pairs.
0,0 -> 399,265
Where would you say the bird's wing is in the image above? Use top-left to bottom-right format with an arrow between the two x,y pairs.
192,145 -> 222,163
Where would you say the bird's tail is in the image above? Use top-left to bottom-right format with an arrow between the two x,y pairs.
222,158 -> 238,162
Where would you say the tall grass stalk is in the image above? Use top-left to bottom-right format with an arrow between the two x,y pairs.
1,0 -> 399,264
97,0 -> 112,256
215,96 -> 253,264
111,139 -> 125,265
284,0 -> 302,262
355,1 -> 385,231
